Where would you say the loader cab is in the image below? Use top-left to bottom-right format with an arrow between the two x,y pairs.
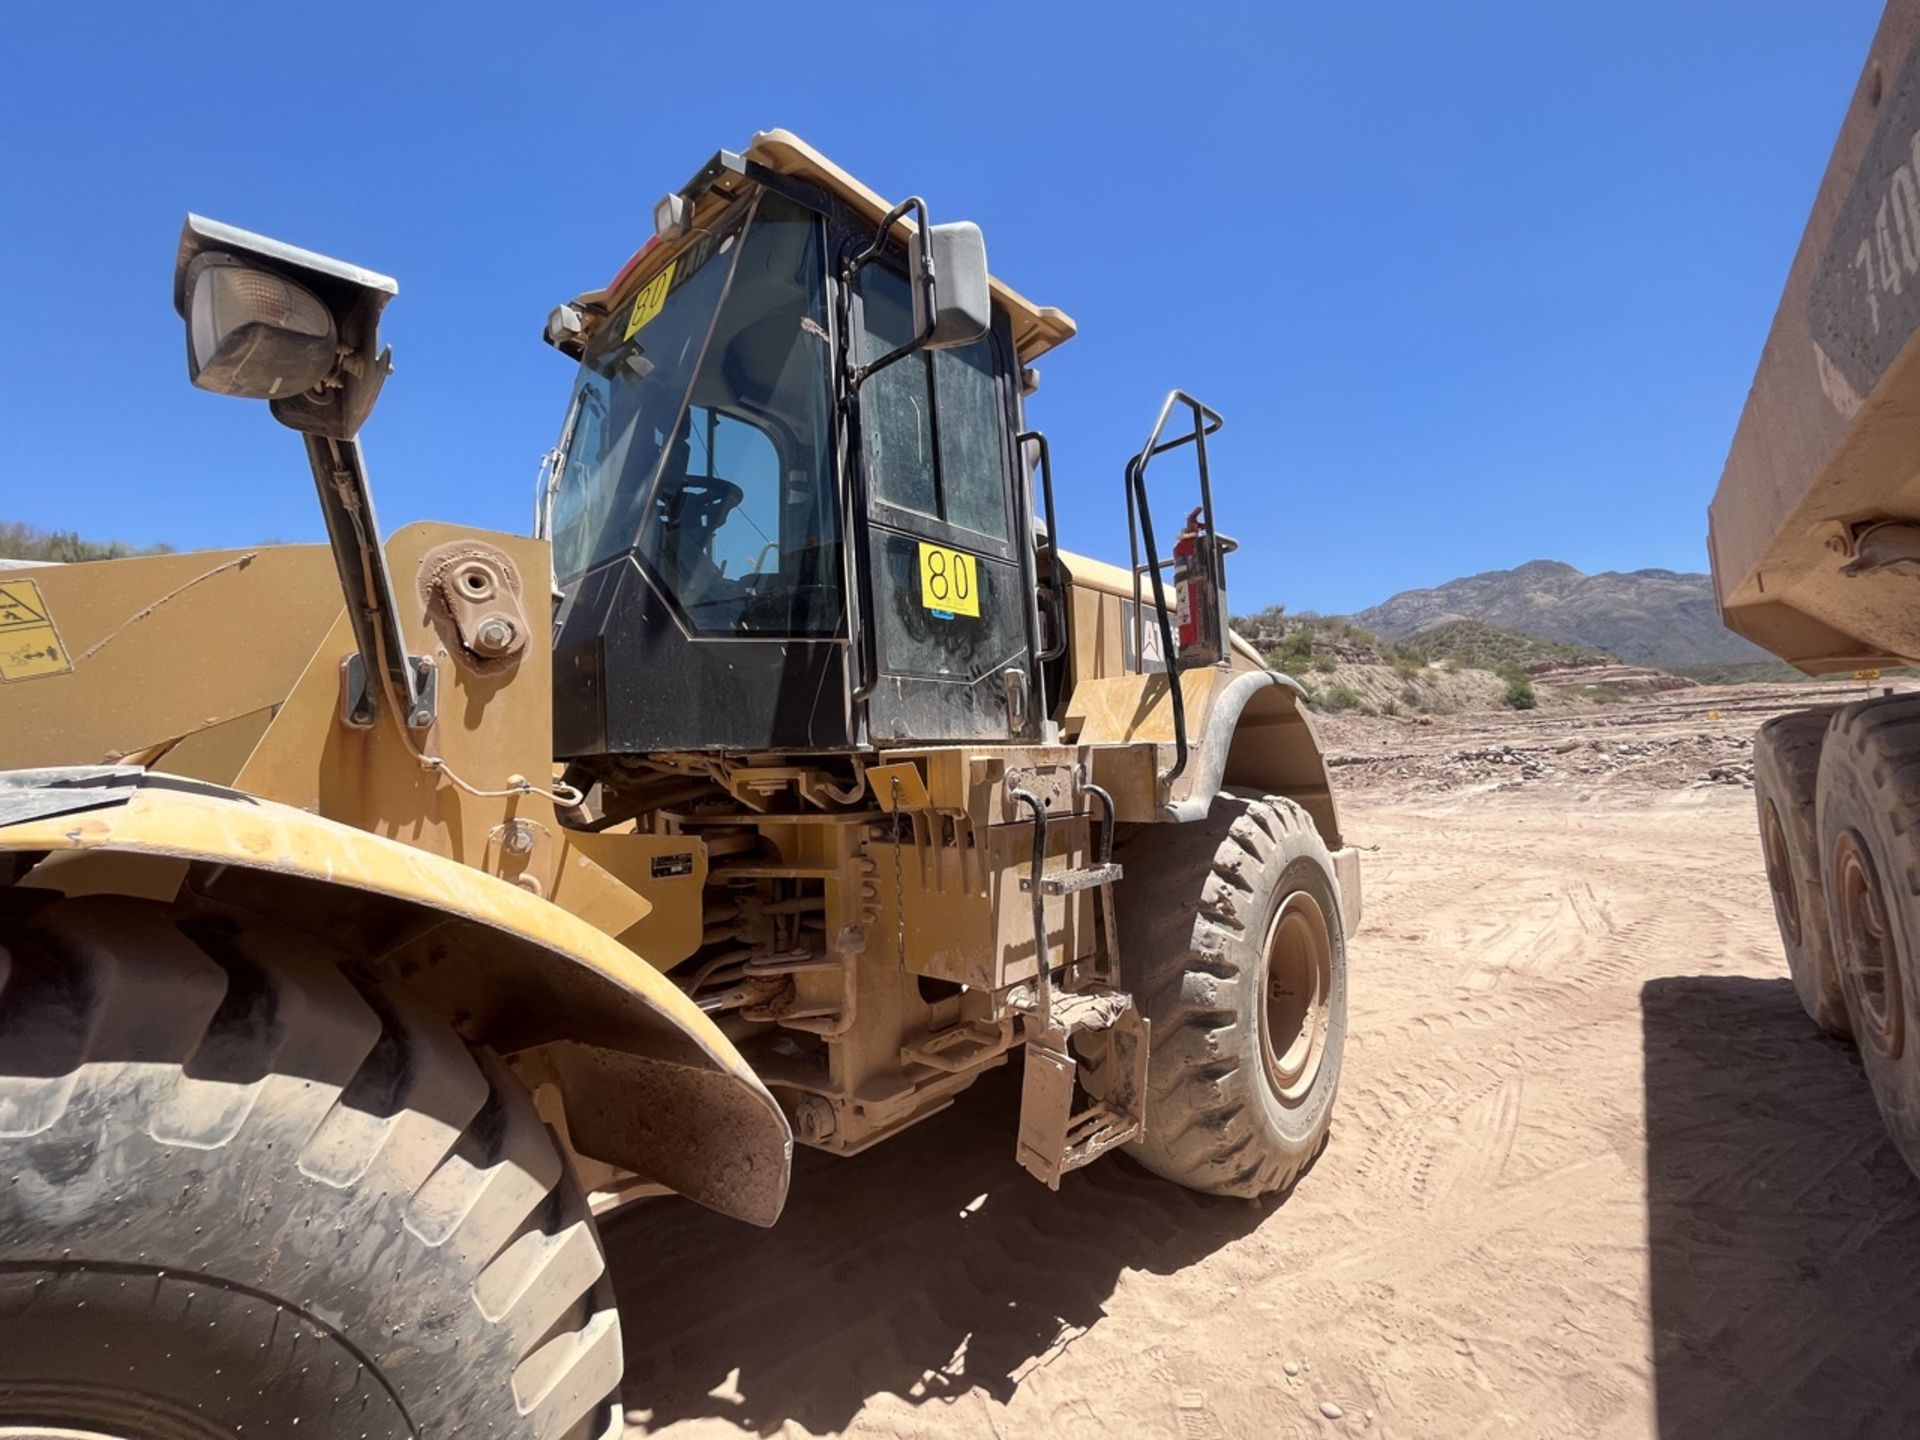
546,162 -> 1044,759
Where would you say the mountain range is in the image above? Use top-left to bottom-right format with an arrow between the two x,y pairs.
1348,560 -> 1767,668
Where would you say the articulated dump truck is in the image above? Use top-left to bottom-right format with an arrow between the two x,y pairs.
0,132 -> 1360,1435
1715,5 -> 1920,1180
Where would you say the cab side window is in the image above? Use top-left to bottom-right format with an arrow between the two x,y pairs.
857,265 -> 1010,544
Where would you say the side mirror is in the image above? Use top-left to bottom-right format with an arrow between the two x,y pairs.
844,199 -> 993,390
173,215 -> 397,439
909,221 -> 990,350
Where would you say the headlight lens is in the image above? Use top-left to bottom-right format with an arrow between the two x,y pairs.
185,255 -> 336,398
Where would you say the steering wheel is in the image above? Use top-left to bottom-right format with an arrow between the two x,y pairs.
738,580 -> 838,631
658,476 -> 745,534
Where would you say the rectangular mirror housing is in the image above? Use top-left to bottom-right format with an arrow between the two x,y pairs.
910,221 -> 991,350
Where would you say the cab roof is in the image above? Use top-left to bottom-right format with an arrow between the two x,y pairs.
577,129 -> 1077,366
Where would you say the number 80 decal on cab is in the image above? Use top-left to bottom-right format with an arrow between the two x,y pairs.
916,541 -> 980,619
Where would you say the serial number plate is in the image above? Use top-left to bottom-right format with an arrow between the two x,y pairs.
916,541 -> 980,618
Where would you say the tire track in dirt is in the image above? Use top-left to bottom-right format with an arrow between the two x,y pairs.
612,729 -> 1907,1439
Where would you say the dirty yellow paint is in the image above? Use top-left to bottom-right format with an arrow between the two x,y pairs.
0,783 -> 785,1075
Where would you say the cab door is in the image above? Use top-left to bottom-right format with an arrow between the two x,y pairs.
851,264 -> 1038,745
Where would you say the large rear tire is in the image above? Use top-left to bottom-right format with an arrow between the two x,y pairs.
0,897 -> 622,1439
1113,794 -> 1348,1198
1816,695 -> 1920,1179
1754,707 -> 1851,1037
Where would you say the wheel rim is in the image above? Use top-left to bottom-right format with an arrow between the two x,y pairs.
0,1394 -> 236,1440
1260,889 -> 1333,1103
1834,827 -> 1904,1057
1761,799 -> 1803,946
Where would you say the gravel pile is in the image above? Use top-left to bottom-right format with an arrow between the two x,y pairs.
1330,732 -> 1755,795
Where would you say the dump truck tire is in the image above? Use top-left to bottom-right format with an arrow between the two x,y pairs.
1817,696 -> 1920,1180
1113,793 -> 1347,1198
0,896 -> 622,1439
1754,707 -> 1851,1038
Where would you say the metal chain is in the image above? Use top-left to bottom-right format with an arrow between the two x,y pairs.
890,773 -> 907,970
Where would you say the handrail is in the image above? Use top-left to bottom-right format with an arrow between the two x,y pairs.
1010,787 -> 1054,1028
838,196 -> 942,717
1018,430 -> 1068,663
1122,390 -> 1225,785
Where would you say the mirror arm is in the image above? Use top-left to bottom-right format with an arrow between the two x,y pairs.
305,434 -> 438,730
841,196 -> 939,392
1019,430 -> 1069,664
838,198 -> 937,717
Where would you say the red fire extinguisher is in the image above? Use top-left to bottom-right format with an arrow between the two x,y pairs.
1171,506 -> 1223,666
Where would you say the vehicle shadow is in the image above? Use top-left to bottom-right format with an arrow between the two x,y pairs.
1643,976 -> 1920,1440
601,1064 -> 1277,1435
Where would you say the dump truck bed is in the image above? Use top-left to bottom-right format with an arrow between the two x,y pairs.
1710,0 -> 1920,671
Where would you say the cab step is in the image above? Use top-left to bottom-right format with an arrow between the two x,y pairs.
1006,782 -> 1150,1189
1019,862 -> 1124,896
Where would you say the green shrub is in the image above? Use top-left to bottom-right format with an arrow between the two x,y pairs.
1269,637 -> 1314,673
0,521 -> 173,564
1310,653 -> 1337,674
1503,673 -> 1538,710
1316,683 -> 1367,713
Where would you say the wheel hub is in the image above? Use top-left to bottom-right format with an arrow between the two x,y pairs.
1260,890 -> 1333,1103
1834,827 -> 1904,1057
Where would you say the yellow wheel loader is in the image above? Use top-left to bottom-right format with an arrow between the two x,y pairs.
0,131 -> 1360,1437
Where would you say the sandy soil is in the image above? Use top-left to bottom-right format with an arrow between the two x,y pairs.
606,680 -> 1920,1440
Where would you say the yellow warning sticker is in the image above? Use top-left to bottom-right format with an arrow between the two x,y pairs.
623,260 -> 678,341
0,578 -> 72,682
916,541 -> 980,618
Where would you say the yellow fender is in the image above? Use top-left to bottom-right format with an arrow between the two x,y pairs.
0,766 -> 792,1226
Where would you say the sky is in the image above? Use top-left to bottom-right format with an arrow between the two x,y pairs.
0,1 -> 1888,615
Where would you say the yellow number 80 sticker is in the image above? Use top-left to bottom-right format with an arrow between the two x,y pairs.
623,260 -> 678,341
917,541 -> 980,618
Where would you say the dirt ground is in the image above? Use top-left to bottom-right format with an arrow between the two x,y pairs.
606,680 -> 1920,1440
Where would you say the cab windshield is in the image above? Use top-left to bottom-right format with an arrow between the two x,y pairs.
548,190 -> 842,637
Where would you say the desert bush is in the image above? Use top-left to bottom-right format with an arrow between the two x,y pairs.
0,521 -> 173,563
1316,683 -> 1368,713
1500,666 -> 1538,710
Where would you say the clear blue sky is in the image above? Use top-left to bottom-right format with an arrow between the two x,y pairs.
0,1 -> 1885,614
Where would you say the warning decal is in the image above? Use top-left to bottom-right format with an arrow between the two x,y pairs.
0,579 -> 73,682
